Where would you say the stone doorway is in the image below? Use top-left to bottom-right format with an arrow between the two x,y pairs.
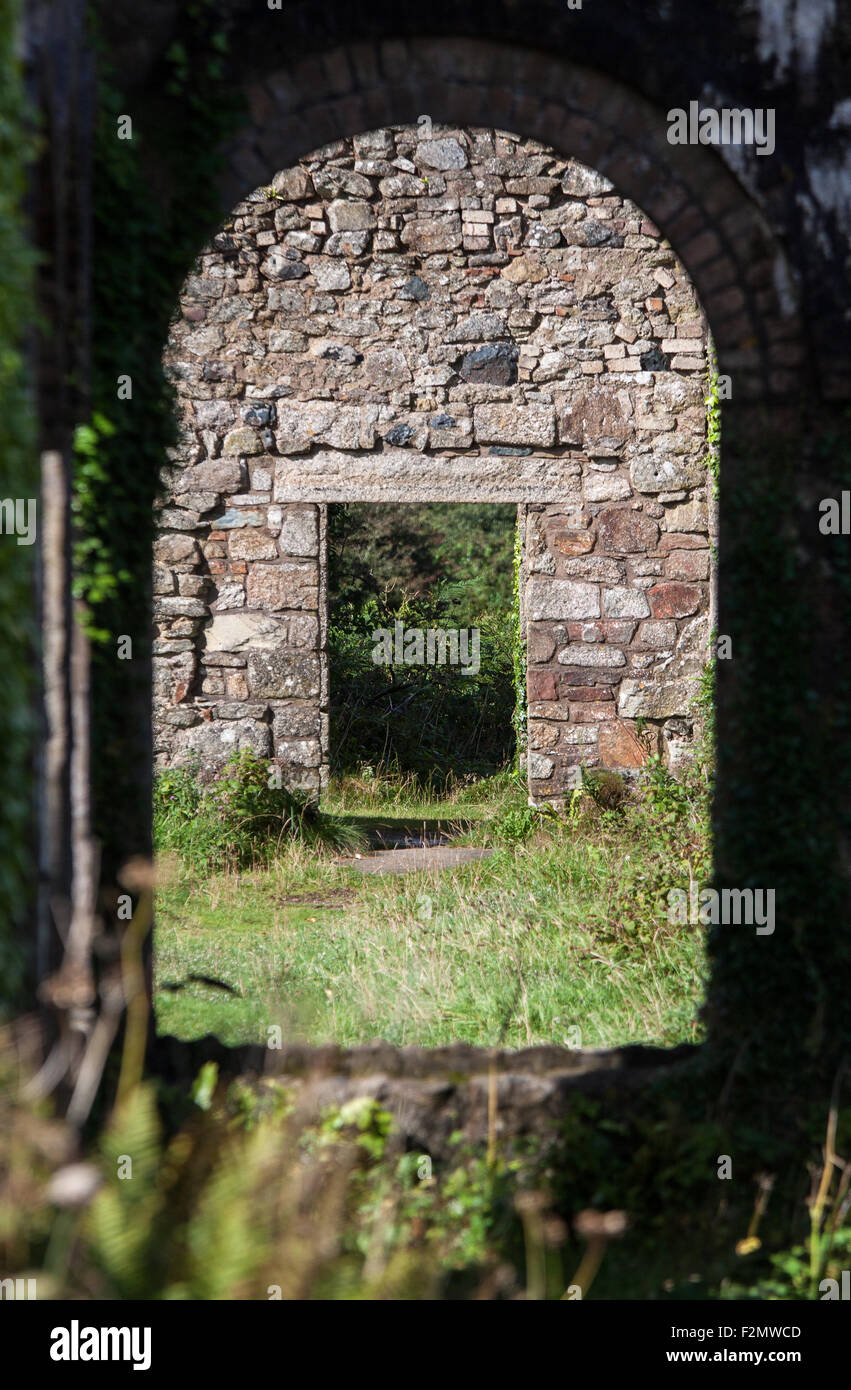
154,123 -> 713,809
326,500 -> 519,789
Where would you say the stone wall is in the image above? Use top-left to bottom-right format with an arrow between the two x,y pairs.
155,124 -> 712,804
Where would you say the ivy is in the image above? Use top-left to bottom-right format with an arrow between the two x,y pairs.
76,1 -> 246,873
704,336 -> 721,500
512,516 -> 527,765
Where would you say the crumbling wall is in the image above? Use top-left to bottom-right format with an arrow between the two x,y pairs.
156,124 -> 711,802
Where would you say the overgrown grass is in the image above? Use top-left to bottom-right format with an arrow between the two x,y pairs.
155,759 -> 709,1050
154,749 -> 364,873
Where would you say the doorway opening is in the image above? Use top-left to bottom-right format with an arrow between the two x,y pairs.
328,501 -> 520,788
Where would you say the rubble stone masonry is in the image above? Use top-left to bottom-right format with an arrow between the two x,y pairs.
155,124 -> 713,805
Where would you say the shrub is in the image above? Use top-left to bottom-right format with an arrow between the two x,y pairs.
328,588 -> 517,780
153,750 -> 361,870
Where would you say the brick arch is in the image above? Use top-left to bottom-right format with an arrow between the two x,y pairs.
214,37 -> 805,402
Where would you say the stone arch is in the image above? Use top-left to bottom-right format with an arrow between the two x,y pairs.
156,120 -> 716,803
210,38 -> 805,401
24,9 -> 851,1103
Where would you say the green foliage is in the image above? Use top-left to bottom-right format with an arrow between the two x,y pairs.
720,1227 -> 851,1301
704,338 -> 721,499
488,804 -> 545,846
156,765 -> 709,1050
579,767 -> 630,812
319,1097 -> 394,1161
9,1027 -> 849,1301
512,519 -> 527,762
329,501 -> 517,613
72,413 -> 130,639
78,5 -> 246,877
329,588 -> 517,779
642,754 -> 693,824
153,749 -> 361,870
0,0 -> 39,1007
328,501 -> 520,780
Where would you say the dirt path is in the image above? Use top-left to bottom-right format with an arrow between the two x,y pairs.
337,845 -> 492,875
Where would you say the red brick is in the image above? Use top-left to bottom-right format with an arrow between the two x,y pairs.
598,720 -> 647,769
648,583 -> 701,618
598,509 -> 659,553
658,533 -> 708,550
528,670 -> 558,701
563,686 -> 613,701
569,703 -> 616,723
553,531 -> 595,555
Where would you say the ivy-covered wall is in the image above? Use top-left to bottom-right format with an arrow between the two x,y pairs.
76,5 -> 246,895
0,2 -> 39,1009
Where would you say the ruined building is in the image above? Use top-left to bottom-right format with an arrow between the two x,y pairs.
155,125 -> 713,803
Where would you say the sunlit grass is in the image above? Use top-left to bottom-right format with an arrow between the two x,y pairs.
155,776 -> 708,1051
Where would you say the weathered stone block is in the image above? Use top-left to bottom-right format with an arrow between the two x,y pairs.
222,427 -> 263,456
274,403 -> 362,453
473,404 -> 556,447
631,456 -> 705,492
602,586 -> 651,617
527,578 -> 600,620
459,343 -> 518,384
400,214 -> 461,253
598,509 -> 659,552
558,645 -> 626,666
181,718 -> 272,773
635,619 -> 678,648
414,137 -> 468,171
583,472 -> 632,502
276,737 -> 322,767
203,612 -> 287,652
598,720 -> 647,768
279,508 -> 319,557
528,670 -> 558,701
272,706 -> 321,739
327,199 -> 376,232
228,530 -> 279,560
260,248 -> 309,280
664,549 -> 710,580
618,677 -> 699,719
173,459 -> 243,494
248,649 -> 321,699
271,166 -> 313,201
448,313 -> 508,342
528,752 -> 554,780
245,563 -> 318,611
558,387 -> 630,449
